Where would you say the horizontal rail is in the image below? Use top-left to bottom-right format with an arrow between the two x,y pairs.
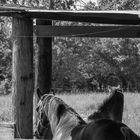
34,25 -> 140,38
0,5 -> 140,24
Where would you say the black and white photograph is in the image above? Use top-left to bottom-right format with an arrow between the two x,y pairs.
0,0 -> 140,139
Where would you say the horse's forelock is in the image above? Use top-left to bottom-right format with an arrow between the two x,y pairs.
41,94 -> 53,103
36,94 -> 54,120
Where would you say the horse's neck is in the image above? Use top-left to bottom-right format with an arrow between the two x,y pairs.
52,112 -> 82,140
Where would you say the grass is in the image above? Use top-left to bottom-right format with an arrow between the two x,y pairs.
0,92 -> 140,135
0,94 -> 13,122
57,93 -> 107,120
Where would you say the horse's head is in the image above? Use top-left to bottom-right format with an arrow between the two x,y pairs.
34,88 -> 53,139
88,89 -> 124,122
35,88 -> 86,140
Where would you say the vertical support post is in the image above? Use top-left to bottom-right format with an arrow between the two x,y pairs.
35,1 -> 53,139
36,0 -> 53,94
36,20 -> 52,93
35,18 -> 52,140
12,17 -> 34,138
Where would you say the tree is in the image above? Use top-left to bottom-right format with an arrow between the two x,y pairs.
0,17 -> 12,94
98,0 -> 140,10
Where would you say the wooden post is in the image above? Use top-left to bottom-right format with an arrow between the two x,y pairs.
35,1 -> 53,139
35,18 -> 52,140
36,0 -> 53,94
12,17 -> 34,138
36,20 -> 52,93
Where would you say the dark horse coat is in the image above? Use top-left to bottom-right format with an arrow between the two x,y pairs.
35,89 -> 140,140
88,89 -> 124,122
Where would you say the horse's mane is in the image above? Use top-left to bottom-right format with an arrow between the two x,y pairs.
48,96 -> 86,124
43,95 -> 86,140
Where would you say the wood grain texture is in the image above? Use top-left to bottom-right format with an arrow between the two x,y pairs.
12,17 -> 34,138
36,20 -> 52,93
35,25 -> 140,38
0,5 -> 140,24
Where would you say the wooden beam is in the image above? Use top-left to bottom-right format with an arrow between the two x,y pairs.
34,25 -> 140,38
12,17 -> 34,138
28,10 -> 140,25
0,5 -> 140,24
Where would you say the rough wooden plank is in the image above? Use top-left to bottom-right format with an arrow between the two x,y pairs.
12,17 -> 34,138
24,10 -> 140,25
34,25 -> 140,38
0,5 -> 140,24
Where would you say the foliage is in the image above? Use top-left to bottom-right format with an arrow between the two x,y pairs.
0,17 -> 12,94
51,0 -> 140,92
0,0 -> 78,94
1,0 -> 140,94
92,0 -> 140,91
98,0 -> 140,10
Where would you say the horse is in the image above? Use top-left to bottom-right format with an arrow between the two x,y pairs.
35,88 -> 140,140
34,89 -> 53,139
88,89 -> 124,122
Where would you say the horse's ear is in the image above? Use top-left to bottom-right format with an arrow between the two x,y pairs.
88,89 -> 124,122
37,88 -> 44,99
97,89 -> 124,121
57,104 -> 66,123
50,89 -> 55,96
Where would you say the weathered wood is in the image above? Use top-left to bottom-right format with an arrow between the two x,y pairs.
35,20 -> 53,139
0,5 -> 140,24
34,25 -> 140,38
12,17 -> 34,138
34,1 -> 53,139
28,10 -> 140,25
36,20 -> 52,94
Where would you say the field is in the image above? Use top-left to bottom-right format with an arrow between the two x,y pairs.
0,92 -> 140,135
